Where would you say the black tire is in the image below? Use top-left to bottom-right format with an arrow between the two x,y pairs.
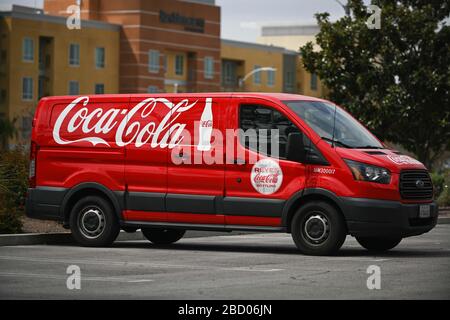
291,201 -> 347,256
356,236 -> 402,252
69,196 -> 120,247
141,228 -> 185,245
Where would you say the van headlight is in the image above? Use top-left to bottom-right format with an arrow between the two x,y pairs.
344,159 -> 391,184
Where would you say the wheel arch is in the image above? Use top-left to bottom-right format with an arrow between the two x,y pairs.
282,188 -> 347,233
60,182 -> 124,225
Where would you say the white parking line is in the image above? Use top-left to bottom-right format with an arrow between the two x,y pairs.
372,259 -> 390,262
227,267 -> 284,272
321,256 -> 392,262
0,255 -> 283,273
0,272 -> 153,283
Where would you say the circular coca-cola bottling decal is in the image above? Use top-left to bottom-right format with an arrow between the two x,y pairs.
251,159 -> 283,195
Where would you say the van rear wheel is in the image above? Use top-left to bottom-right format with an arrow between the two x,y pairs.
356,236 -> 402,252
291,201 -> 346,256
70,196 -> 120,247
141,228 -> 185,245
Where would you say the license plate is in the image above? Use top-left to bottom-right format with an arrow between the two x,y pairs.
419,205 -> 431,218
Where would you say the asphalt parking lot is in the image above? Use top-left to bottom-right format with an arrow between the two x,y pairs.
0,225 -> 449,299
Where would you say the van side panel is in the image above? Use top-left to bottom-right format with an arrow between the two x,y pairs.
166,97 -> 226,225
123,96 -> 171,221
121,96 -> 227,225
37,96 -> 127,192
222,97 -> 309,227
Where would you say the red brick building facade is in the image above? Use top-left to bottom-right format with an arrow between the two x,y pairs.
44,0 -> 221,93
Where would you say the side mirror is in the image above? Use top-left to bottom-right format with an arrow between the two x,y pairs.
286,132 -> 306,162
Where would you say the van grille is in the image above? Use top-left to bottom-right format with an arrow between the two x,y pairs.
399,170 -> 433,200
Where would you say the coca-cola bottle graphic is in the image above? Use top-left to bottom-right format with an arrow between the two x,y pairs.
197,98 -> 213,151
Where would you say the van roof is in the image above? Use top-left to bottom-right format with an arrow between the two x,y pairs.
39,92 -> 326,103
231,92 -> 325,102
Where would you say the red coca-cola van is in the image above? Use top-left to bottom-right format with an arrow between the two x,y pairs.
26,93 -> 438,255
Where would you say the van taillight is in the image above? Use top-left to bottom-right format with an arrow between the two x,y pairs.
29,141 -> 38,188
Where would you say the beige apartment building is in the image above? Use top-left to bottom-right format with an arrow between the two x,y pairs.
221,39 -> 298,93
0,5 -> 120,144
258,25 -> 327,98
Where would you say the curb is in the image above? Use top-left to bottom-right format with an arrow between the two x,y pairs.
438,216 -> 450,224
0,232 -> 73,246
0,230 -> 249,247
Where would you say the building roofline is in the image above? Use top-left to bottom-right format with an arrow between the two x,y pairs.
0,5 -> 120,31
221,38 -> 299,55
261,25 -> 320,37
178,0 -> 216,6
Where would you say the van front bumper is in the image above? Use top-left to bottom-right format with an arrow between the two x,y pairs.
340,197 -> 438,238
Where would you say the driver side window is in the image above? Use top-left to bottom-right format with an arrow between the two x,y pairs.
239,104 -> 302,160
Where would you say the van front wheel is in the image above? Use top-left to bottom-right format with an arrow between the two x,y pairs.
70,196 -> 120,247
141,228 -> 185,245
356,236 -> 402,252
291,201 -> 346,256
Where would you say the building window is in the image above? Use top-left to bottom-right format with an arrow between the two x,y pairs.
204,56 -> 214,79
22,77 -> 33,100
267,69 -> 275,86
0,50 -> 7,65
148,50 -> 159,73
285,71 -> 294,90
163,55 -> 168,73
310,73 -> 318,91
69,81 -> 79,95
38,77 -> 44,99
147,86 -> 158,93
23,38 -> 34,62
95,83 -> 104,94
222,60 -> 236,86
175,54 -> 184,76
253,65 -> 261,84
95,47 -> 105,68
69,43 -> 80,66
0,89 -> 6,104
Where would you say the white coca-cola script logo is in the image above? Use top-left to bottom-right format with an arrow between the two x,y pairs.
387,155 -> 422,165
201,120 -> 212,127
53,96 -> 201,148
251,159 -> 283,195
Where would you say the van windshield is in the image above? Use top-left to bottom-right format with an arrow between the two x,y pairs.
283,100 -> 383,149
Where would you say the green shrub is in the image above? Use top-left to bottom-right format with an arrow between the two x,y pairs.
0,206 -> 22,234
0,147 -> 28,206
0,146 -> 28,234
437,184 -> 450,207
436,169 -> 450,207
431,172 -> 445,199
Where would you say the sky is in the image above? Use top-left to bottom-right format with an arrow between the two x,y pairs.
1,0 -> 348,42
216,0 -> 346,41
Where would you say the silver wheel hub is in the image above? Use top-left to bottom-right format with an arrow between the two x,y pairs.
78,207 -> 105,239
303,214 -> 330,244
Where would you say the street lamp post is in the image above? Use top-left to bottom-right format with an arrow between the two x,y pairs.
238,67 -> 277,89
